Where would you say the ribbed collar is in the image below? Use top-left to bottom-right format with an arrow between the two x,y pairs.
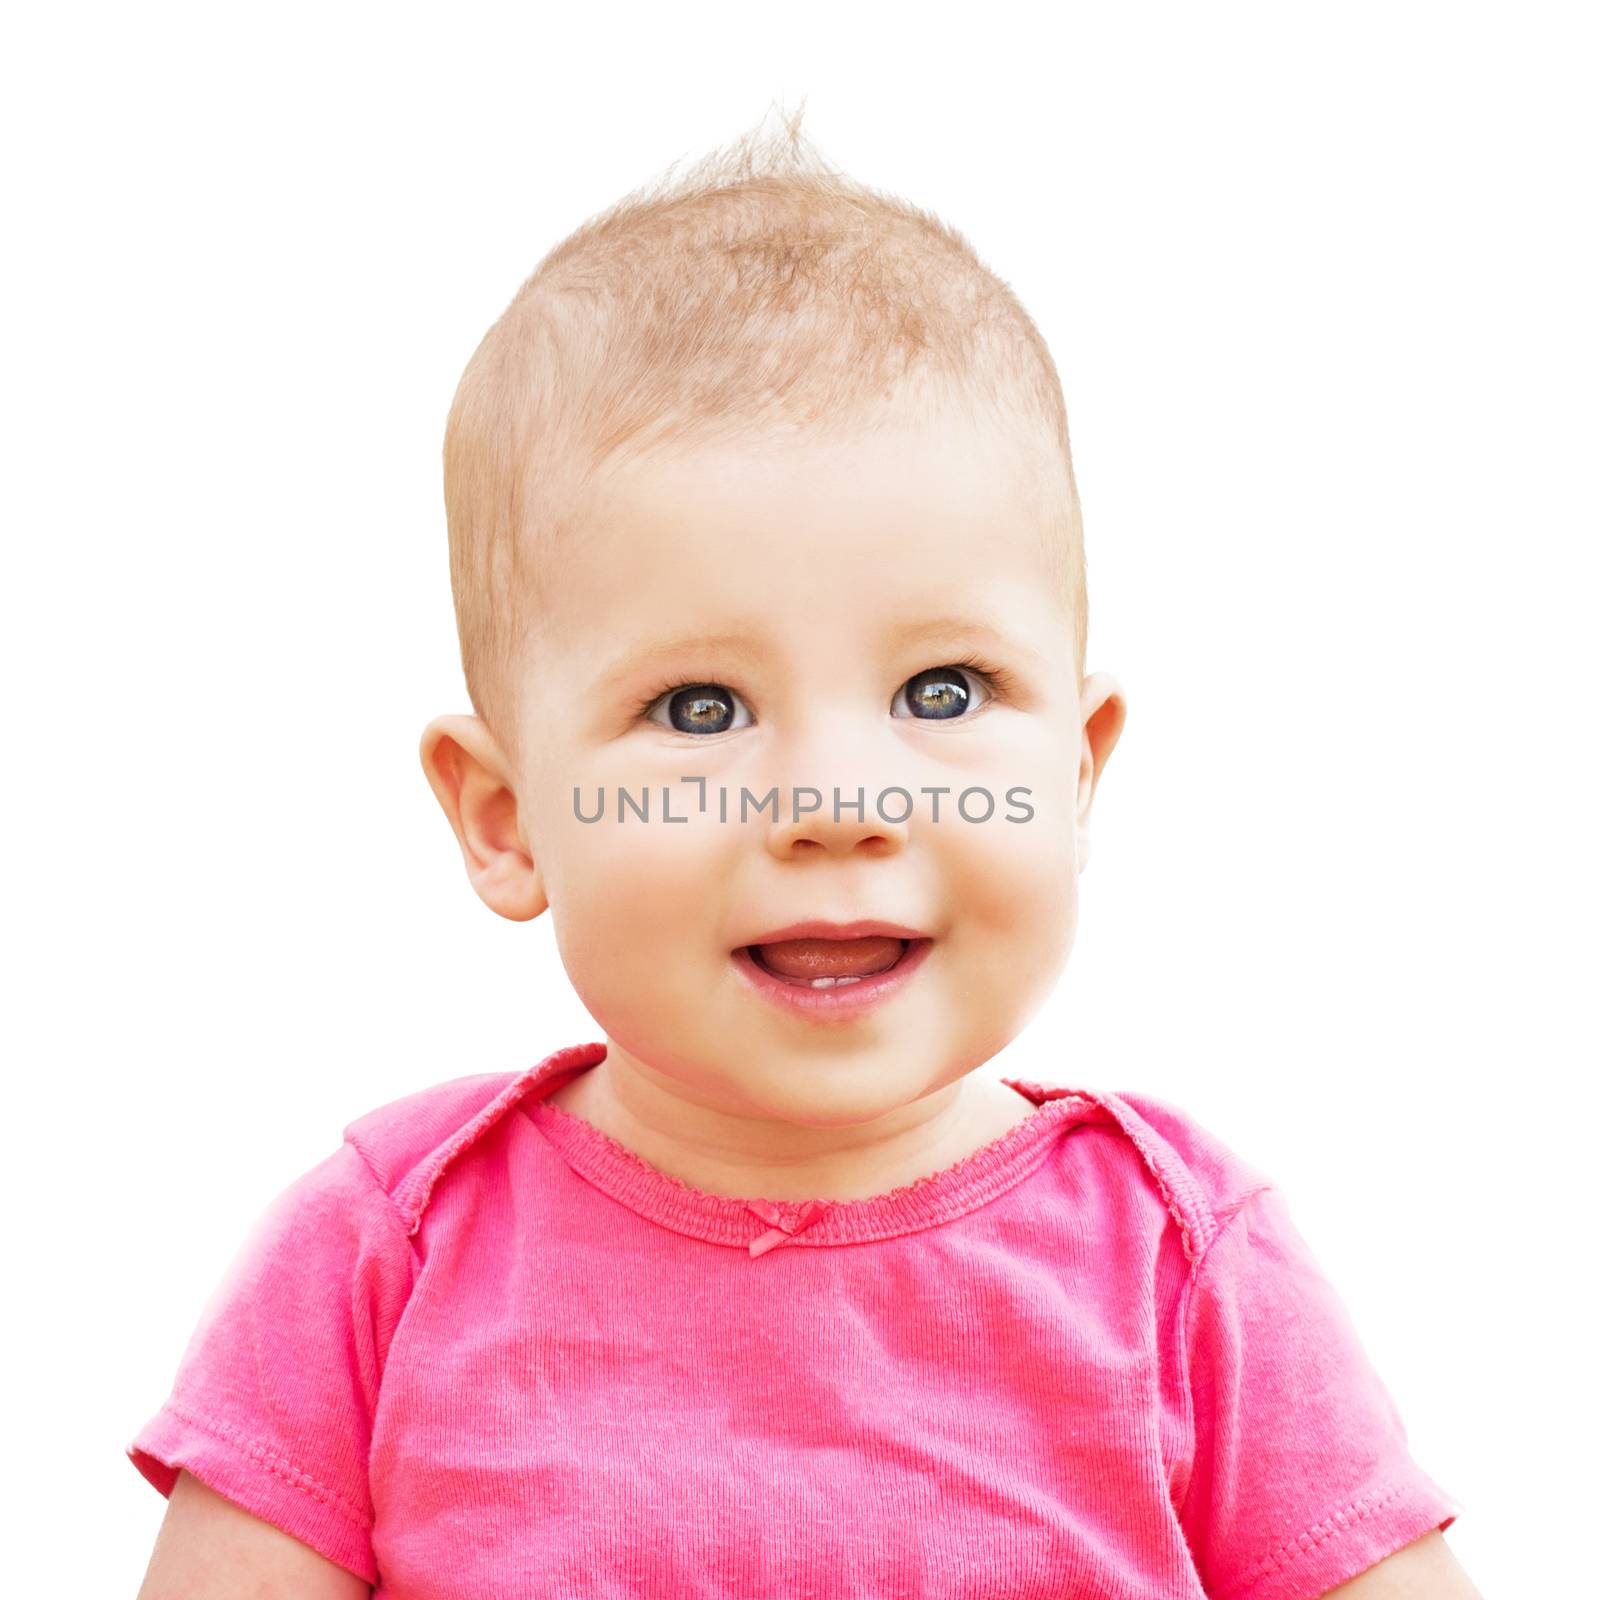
512,1041 -> 1101,1256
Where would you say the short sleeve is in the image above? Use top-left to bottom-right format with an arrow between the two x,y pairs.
1178,1184 -> 1463,1600
126,1140 -> 415,1586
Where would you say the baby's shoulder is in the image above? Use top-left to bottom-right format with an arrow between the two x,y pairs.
340,1064 -> 542,1238
1063,1084 -> 1276,1264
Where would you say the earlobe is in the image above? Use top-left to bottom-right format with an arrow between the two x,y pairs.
418,714 -> 548,923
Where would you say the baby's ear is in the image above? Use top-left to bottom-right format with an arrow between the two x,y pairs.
418,714 -> 547,922
1074,673 -> 1127,870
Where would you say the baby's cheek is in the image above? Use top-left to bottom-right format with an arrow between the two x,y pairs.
551,820 -> 735,1051
946,777 -> 1076,915
941,793 -> 1080,1001
548,809 -> 726,968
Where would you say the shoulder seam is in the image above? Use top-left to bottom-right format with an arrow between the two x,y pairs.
332,1045 -> 608,1239
343,1128 -> 421,1251
1172,1180 -> 1278,1525
385,1060 -> 592,1236
1086,1090 -> 1222,1264
1210,1182 -> 1275,1241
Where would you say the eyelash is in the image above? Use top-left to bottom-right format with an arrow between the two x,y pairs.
631,653 -> 1016,721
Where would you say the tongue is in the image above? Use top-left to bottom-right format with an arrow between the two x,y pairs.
754,936 -> 906,980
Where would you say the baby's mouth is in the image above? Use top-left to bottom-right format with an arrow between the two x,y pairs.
744,936 -> 909,989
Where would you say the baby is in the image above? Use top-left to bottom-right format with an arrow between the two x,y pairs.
128,108 -> 1479,1599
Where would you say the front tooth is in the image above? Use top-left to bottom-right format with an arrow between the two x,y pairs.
807,975 -> 861,988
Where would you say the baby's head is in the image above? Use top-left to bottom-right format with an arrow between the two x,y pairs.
422,106 -> 1125,1130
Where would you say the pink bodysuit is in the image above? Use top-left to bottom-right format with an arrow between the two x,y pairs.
128,1040 -> 1461,1597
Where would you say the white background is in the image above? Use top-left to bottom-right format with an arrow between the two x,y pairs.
5,3 -> 1593,1593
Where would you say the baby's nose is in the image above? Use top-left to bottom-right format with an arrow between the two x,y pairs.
764,785 -> 911,859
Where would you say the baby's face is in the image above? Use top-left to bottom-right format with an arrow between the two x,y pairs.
490,410 -> 1120,1126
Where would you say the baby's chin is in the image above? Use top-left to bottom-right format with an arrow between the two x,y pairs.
593,992 -> 1021,1124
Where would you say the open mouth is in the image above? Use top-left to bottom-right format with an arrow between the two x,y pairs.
729,935 -> 936,1017
745,935 -> 910,989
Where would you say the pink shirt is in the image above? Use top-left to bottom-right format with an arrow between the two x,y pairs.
128,1041 -> 1461,1598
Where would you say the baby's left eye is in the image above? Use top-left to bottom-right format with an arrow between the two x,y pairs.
891,666 -> 993,721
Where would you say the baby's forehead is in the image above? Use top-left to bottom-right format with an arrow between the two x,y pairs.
517,403 -> 1078,671
571,403 -> 1066,532
534,528 -> 1069,680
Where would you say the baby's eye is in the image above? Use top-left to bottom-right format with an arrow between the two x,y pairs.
891,665 -> 993,721
640,663 -> 999,734
644,682 -> 754,736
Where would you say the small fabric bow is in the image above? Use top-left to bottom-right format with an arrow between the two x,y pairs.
745,1198 -> 829,1257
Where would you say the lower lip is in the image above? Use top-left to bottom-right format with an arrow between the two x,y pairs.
730,938 -> 935,1021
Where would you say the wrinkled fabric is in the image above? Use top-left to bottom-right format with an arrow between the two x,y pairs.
128,1040 -> 1460,1598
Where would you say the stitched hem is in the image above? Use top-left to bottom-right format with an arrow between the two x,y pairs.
166,1399 -> 370,1526
1227,1480 -> 1406,1593
126,1398 -> 378,1586
1215,1472 -> 1463,1600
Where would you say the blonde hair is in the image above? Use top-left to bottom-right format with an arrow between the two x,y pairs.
443,99 -> 1087,765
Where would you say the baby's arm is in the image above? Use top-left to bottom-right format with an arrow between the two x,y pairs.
135,1469 -> 370,1600
1315,1528 -> 1482,1598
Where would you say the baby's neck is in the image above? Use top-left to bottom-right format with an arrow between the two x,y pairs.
541,1064 -> 1038,1204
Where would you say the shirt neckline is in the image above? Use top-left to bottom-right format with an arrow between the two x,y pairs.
513,1041 -> 1100,1255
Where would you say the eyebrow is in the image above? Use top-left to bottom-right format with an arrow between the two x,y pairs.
889,616 -> 1028,653
594,614 -> 1037,694
594,628 -> 771,696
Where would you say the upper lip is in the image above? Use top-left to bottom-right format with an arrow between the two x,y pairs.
739,919 -> 931,948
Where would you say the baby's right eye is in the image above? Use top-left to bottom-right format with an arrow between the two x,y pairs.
643,681 -> 754,736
